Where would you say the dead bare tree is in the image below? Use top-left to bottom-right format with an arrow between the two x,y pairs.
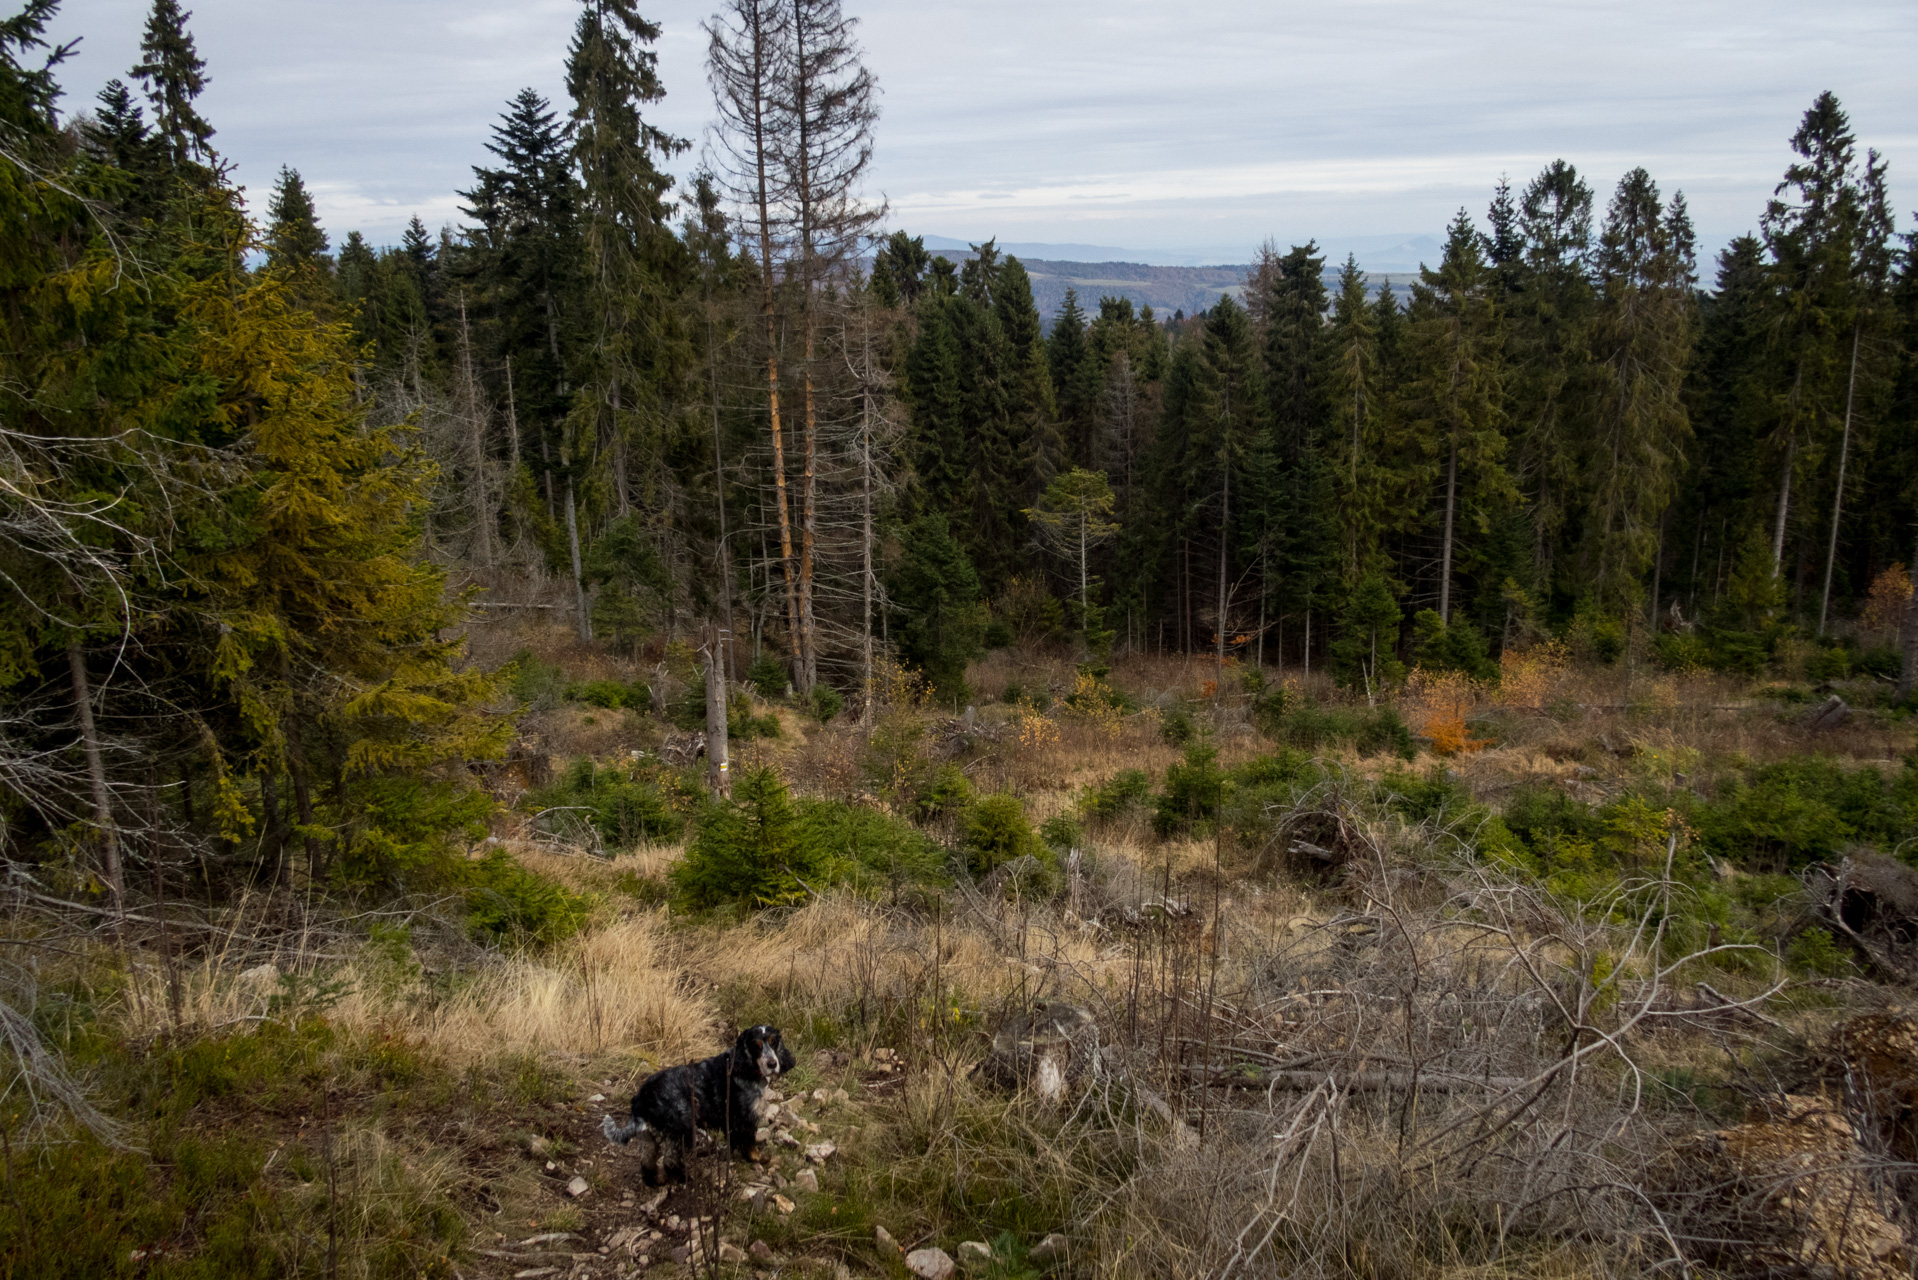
839,282 -> 907,720
783,0 -> 882,693
705,0 -> 801,681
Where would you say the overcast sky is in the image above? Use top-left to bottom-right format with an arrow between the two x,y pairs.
49,0 -> 1918,268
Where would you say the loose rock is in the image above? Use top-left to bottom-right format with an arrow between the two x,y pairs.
1029,1233 -> 1069,1264
875,1225 -> 902,1257
750,1240 -> 775,1261
1806,693 -> 1851,731
805,1140 -> 836,1162
773,1194 -> 796,1215
957,1239 -> 993,1266
717,1241 -> 747,1265
971,1002 -> 1102,1104
794,1167 -> 819,1192
565,1176 -> 589,1198
906,1247 -> 956,1279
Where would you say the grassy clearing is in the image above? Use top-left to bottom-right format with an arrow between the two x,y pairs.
6,630 -> 1917,1278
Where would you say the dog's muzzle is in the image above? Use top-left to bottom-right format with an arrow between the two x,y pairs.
759,1049 -> 783,1076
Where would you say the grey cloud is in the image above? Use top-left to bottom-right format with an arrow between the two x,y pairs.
50,0 -> 1917,263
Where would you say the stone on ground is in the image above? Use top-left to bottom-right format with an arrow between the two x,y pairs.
906,1246 -> 956,1279
1030,1233 -> 1069,1264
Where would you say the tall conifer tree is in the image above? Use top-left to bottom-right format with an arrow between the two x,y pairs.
131,0 -> 213,167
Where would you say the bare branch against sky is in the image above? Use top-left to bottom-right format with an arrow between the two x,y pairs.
52,0 -> 1918,264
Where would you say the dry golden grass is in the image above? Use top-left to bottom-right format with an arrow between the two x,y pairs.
424,914 -> 712,1065
116,908 -> 715,1069
522,703 -> 655,763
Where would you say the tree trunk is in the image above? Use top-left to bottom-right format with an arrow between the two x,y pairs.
1649,507 -> 1666,635
1900,525 -> 1918,702
1438,435 -> 1459,624
797,308 -> 818,693
457,294 -> 493,567
860,325 -> 876,724
1819,324 -> 1863,636
1215,461 -> 1230,681
285,714 -> 321,885
540,433 -> 556,525
704,629 -> 731,797
504,355 -> 521,471
260,771 -> 286,887
1256,558 -> 1266,670
740,0 -> 801,682
565,477 -> 590,642
1078,511 -> 1090,647
67,635 -> 123,914
793,0 -> 818,695
763,316 -> 800,678
611,378 -> 629,518
1773,434 -> 1796,576
707,309 -> 734,652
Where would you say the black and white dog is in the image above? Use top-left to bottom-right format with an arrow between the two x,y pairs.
602,1025 -> 795,1184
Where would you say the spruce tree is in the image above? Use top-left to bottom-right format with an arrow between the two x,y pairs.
1508,160 -> 1596,600
905,294 -> 966,516
131,0 -> 214,167
266,165 -> 330,274
1026,468 -> 1119,651
1321,256 -> 1386,575
1817,146 -> 1897,631
1262,241 -> 1328,449
1759,92 -> 1871,583
995,255 -> 1064,489
1184,297 -> 1263,669
1049,289 -> 1098,464
1403,209 -> 1514,622
1684,236 -> 1772,613
565,0 -> 688,564
1584,169 -> 1696,617
888,513 -> 986,701
871,230 -> 929,307
459,88 -> 581,582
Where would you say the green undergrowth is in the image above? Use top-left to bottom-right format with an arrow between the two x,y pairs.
758,1088 -> 1122,1275
1251,686 -> 1416,759
461,848 -> 597,947
0,1015 -> 496,1279
524,756 -> 690,850
673,768 -> 949,912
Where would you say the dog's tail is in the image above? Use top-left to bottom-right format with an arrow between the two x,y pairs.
602,1113 -> 648,1146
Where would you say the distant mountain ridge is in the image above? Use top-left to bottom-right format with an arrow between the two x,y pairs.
909,243 -> 1418,323
912,232 -> 1435,322
920,231 -> 1447,273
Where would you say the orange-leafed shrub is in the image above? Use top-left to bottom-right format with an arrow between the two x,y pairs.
1862,564 -> 1912,638
1407,668 -> 1490,757
1017,708 -> 1061,750
1493,640 -> 1569,712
